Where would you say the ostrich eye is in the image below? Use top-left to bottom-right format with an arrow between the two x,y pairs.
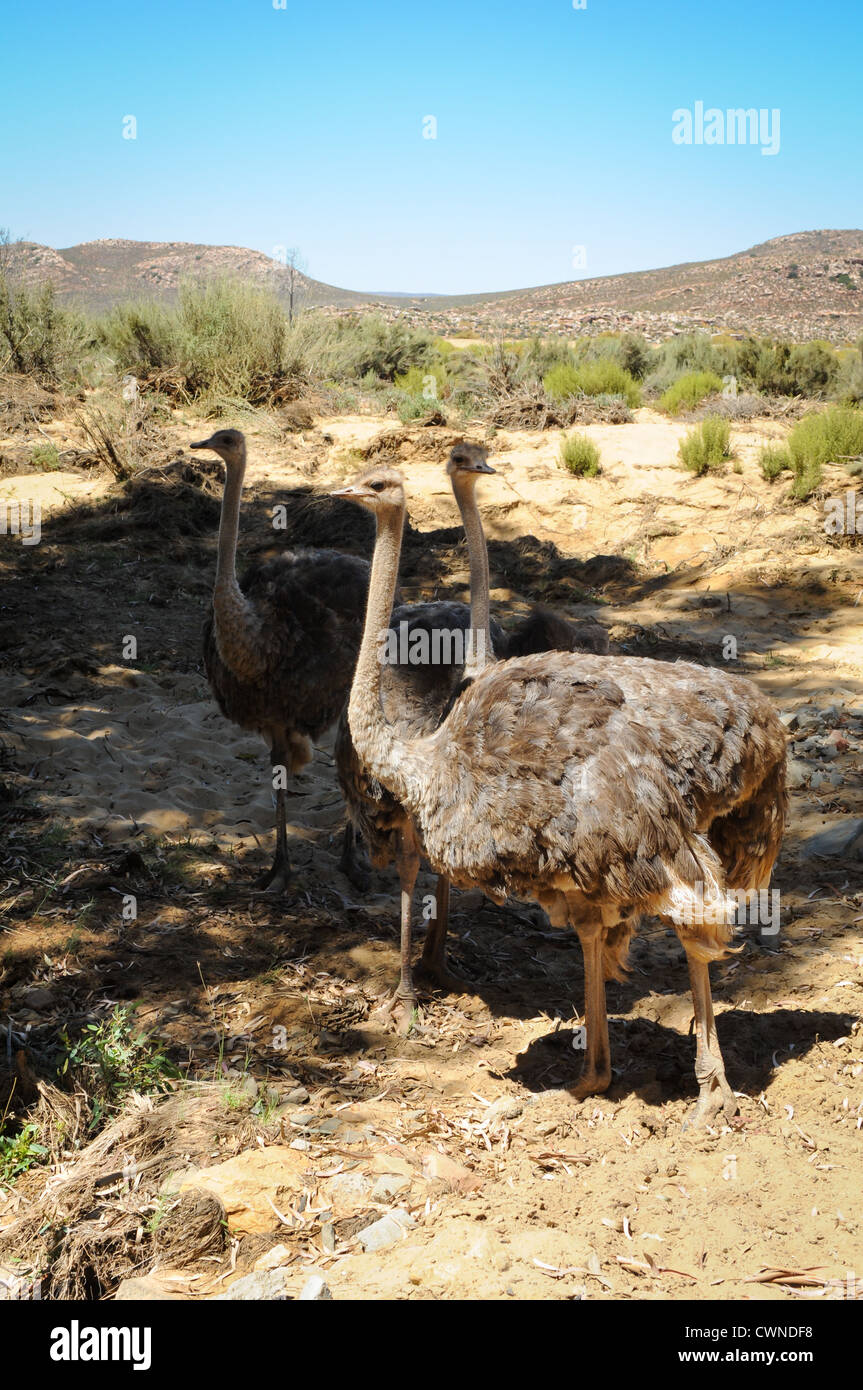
369,481 -> 385,492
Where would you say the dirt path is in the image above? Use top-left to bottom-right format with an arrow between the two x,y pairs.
1,407 -> 861,1301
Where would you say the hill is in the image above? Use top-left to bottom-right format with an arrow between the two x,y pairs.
6,230 -> 863,341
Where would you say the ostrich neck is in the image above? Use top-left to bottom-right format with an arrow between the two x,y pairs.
452,474 -> 492,674
348,507 -> 418,806
213,450 -> 266,679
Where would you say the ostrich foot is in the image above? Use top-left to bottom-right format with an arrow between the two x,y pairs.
567,1066 -> 611,1103
251,853 -> 292,895
374,989 -> 422,1036
416,954 -> 471,995
683,1068 -> 738,1131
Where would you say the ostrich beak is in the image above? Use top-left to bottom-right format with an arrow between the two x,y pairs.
189,438 -> 215,451
331,484 -> 374,502
472,460 -> 496,474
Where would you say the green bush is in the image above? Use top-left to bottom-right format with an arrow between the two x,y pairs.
759,445 -> 792,481
678,416 -> 733,474
544,360 -> 640,407
560,431 -> 601,476
644,333 -> 733,394
786,405 -> 863,499
30,443 -> 61,470
658,370 -> 724,415
0,270 -> 90,384
61,1005 -> 179,1129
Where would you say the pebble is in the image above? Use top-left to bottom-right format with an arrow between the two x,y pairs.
371,1174 -> 411,1202
254,1245 -> 293,1272
356,1209 -> 414,1253
21,986 -> 54,1011
801,818 -> 863,859
328,1171 -> 371,1203
483,1097 -> 524,1128
298,1275 -> 333,1301
214,1269 -> 291,1301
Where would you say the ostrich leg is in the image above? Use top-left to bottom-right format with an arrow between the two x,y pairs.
253,742 -> 291,894
378,826 -> 421,1034
418,876 -> 470,993
339,822 -> 371,893
683,954 -> 737,1128
569,921 -> 612,1100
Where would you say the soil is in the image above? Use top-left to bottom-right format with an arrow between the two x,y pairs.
1,402 -> 861,1302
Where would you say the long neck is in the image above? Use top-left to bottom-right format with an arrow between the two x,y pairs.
347,506 -> 414,804
451,474 -> 493,676
212,448 -> 266,679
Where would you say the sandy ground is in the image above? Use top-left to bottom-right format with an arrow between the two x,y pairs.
1,404 -> 862,1301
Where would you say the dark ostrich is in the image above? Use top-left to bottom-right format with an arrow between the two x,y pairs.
192,428 -> 370,891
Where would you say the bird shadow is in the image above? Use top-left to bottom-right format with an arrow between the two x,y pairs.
501,1006 -> 850,1110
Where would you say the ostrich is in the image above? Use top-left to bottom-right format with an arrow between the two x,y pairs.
333,466 -> 787,1125
337,443 -> 610,1019
191,428 -> 371,891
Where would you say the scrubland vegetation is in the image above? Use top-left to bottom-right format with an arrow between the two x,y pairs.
2,264 -> 862,499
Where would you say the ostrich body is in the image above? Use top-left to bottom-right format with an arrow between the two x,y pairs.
334,466 -> 787,1125
193,428 -> 370,891
336,444 -> 610,1015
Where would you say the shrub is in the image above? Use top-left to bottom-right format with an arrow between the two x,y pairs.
678,416 -> 733,474
560,431 -> 601,476
759,445 -> 792,481
786,405 -> 863,499
30,443 -> 60,470
61,1005 -> 179,1129
544,360 -> 640,407
658,370 -> 724,415
0,272 -> 90,384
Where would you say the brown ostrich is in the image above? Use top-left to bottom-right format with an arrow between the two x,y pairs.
337,443 -> 610,1020
191,428 -> 370,891
333,466 -> 786,1125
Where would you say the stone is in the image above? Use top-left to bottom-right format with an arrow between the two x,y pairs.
356,1209 -> 414,1253
800,819 -> 863,860
179,1146 -> 310,1234
422,1151 -> 483,1192
253,1244 -> 293,1272
21,986 -> 54,1011
298,1274 -> 333,1301
115,1274 -> 188,1301
214,1269 -> 291,1300
371,1174 -> 411,1203
327,1171 -> 372,1211
483,1097 -> 523,1128
787,758 -> 811,790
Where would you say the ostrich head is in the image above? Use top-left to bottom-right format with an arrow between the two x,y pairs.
190,428 -> 246,469
446,442 -> 495,478
331,466 -> 406,516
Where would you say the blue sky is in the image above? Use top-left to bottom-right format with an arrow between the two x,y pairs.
2,0 -> 861,293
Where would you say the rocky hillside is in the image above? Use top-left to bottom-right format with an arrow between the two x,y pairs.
7,230 -> 863,342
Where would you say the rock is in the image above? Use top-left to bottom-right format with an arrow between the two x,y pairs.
179,1146 -> 310,1234
800,818 -> 863,860
285,1086 -> 310,1105
371,1174 -> 411,1203
483,1097 -> 524,1128
778,710 -> 798,729
321,1223 -> 336,1253
298,1274 -> 333,1301
422,1152 -> 483,1193
214,1269 -> 291,1301
115,1274 -> 188,1301
327,1171 -> 372,1211
253,1244 -> 293,1272
356,1209 -> 414,1253
21,986 -> 54,1011
787,758 -> 811,790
